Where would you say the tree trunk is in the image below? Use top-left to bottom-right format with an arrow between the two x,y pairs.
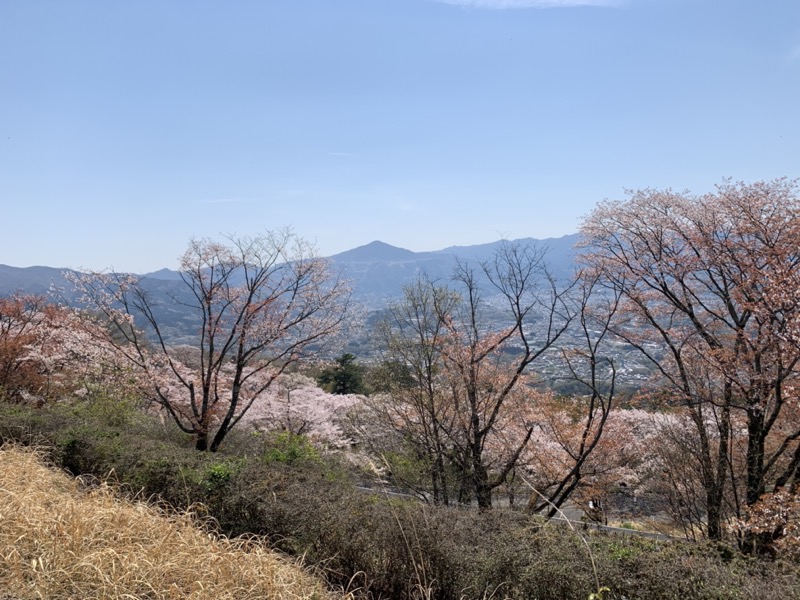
746,410 -> 766,506
473,463 -> 492,509
691,404 -> 727,541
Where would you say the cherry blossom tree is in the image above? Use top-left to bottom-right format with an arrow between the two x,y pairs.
367,277 -> 461,504
447,243 -> 579,508
0,294 -> 134,403
736,488 -> 800,558
580,178 -> 800,541
241,372 -> 360,448
519,403 -> 652,522
368,241 -> 574,508
522,273 -> 621,518
69,231 -> 350,452
0,294 -> 49,400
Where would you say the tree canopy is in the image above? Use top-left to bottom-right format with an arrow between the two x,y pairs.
69,231 -> 350,452
580,178 -> 800,540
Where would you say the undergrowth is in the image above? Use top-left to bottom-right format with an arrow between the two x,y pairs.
1,399 -> 798,599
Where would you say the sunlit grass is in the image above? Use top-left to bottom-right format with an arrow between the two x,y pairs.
0,445 -> 341,599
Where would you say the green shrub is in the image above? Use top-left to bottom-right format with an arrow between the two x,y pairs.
260,431 -> 321,465
73,390 -> 143,428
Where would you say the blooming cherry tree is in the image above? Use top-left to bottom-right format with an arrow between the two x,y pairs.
69,231 -> 350,451
369,241 -> 574,508
0,294 -> 136,402
0,294 -> 49,400
580,178 -> 800,541
242,373 -> 360,448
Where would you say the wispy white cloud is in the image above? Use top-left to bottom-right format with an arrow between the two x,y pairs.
433,0 -> 621,8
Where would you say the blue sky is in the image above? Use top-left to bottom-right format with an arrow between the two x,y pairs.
1,0 -> 799,273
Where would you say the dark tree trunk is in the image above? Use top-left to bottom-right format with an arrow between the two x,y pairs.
746,410 -> 766,506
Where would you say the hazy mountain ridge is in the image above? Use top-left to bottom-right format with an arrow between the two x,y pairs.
0,234 -> 581,339
0,264 -> 73,297
329,234 -> 580,306
142,268 -> 184,281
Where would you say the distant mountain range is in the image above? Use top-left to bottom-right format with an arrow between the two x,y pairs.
324,234 -> 579,306
1,234 -> 581,340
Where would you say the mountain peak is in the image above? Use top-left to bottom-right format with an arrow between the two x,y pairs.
142,268 -> 183,280
330,241 -> 418,262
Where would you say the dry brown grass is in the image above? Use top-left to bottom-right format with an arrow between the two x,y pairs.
0,445 -> 343,600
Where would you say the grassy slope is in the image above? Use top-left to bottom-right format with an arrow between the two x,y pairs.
0,445 -> 340,600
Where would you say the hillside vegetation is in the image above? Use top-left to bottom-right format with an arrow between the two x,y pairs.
2,401 -> 799,599
0,444 -> 339,600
